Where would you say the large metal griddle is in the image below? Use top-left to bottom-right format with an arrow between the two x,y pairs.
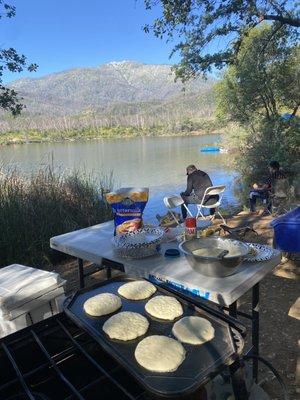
64,277 -> 244,398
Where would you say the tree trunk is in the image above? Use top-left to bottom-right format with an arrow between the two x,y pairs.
291,104 -> 299,117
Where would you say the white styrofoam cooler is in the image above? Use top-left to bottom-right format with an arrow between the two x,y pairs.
0,264 -> 66,337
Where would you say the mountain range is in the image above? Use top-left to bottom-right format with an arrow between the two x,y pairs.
1,61 -> 216,133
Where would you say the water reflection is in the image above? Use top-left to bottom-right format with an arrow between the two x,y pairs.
0,135 -> 238,219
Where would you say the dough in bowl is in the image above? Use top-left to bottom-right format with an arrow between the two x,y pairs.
135,335 -> 186,372
103,311 -> 149,341
145,295 -> 183,320
83,293 -> 121,317
172,316 -> 215,345
118,280 -> 156,300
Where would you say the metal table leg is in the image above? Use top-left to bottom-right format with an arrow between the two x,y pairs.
77,258 -> 84,289
227,284 -> 260,383
229,359 -> 249,400
229,301 -> 237,318
102,258 -> 124,277
76,258 -> 124,289
252,282 -> 260,382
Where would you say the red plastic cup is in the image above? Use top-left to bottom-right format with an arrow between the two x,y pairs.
185,217 -> 197,228
185,217 -> 197,240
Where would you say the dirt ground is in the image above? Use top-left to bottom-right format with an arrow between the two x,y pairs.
52,212 -> 299,399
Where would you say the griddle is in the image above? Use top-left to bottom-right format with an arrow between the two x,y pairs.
64,277 -> 244,398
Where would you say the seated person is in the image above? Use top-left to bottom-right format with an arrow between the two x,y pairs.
180,165 -> 217,219
249,160 -> 287,213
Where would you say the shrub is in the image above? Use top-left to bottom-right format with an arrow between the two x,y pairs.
0,165 -> 113,267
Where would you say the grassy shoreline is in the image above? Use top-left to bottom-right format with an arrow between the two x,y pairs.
0,120 -> 224,145
0,165 -> 113,267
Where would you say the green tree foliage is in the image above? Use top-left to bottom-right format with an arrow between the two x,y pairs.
144,0 -> 300,80
215,25 -> 300,187
215,25 -> 299,123
0,1 -> 37,115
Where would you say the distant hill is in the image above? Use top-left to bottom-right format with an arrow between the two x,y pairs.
8,60 -> 214,114
0,61 -> 216,136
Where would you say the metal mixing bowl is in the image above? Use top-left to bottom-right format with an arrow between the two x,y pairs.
179,237 -> 249,277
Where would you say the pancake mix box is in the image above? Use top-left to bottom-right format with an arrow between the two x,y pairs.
106,187 -> 149,235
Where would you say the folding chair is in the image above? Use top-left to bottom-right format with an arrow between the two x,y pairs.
196,185 -> 226,223
269,179 -> 290,216
163,195 -> 193,225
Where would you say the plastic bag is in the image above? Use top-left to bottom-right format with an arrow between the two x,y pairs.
106,187 -> 149,234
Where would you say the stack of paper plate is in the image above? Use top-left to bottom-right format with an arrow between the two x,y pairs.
244,243 -> 275,262
112,227 -> 165,259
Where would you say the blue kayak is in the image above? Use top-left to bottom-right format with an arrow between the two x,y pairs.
200,147 -> 220,152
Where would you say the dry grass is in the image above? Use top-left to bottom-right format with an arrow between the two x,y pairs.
0,164 -> 113,267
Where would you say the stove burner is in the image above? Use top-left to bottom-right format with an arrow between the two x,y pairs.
6,393 -> 51,400
0,314 -> 148,400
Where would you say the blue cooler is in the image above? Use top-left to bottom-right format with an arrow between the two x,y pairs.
270,207 -> 300,252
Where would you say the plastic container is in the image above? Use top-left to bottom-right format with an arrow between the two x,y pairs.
0,264 -> 66,337
270,207 -> 300,252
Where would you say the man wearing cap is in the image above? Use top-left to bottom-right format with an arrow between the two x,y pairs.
180,165 -> 216,219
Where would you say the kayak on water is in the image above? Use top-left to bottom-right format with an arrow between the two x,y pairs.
200,147 -> 220,152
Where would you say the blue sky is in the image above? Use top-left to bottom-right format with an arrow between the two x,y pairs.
0,0 -> 179,83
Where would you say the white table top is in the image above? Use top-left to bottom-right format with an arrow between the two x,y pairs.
50,221 -> 281,306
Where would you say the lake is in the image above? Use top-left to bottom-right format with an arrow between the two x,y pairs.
0,134 -> 238,221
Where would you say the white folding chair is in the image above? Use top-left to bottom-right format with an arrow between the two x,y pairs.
163,195 -> 193,224
196,185 -> 226,223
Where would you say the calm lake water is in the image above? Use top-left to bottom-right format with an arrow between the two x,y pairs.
0,135 -> 238,221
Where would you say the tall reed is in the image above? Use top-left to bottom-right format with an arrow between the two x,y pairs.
0,165 -> 113,267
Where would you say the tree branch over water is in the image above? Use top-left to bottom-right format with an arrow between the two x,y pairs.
143,0 -> 300,79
